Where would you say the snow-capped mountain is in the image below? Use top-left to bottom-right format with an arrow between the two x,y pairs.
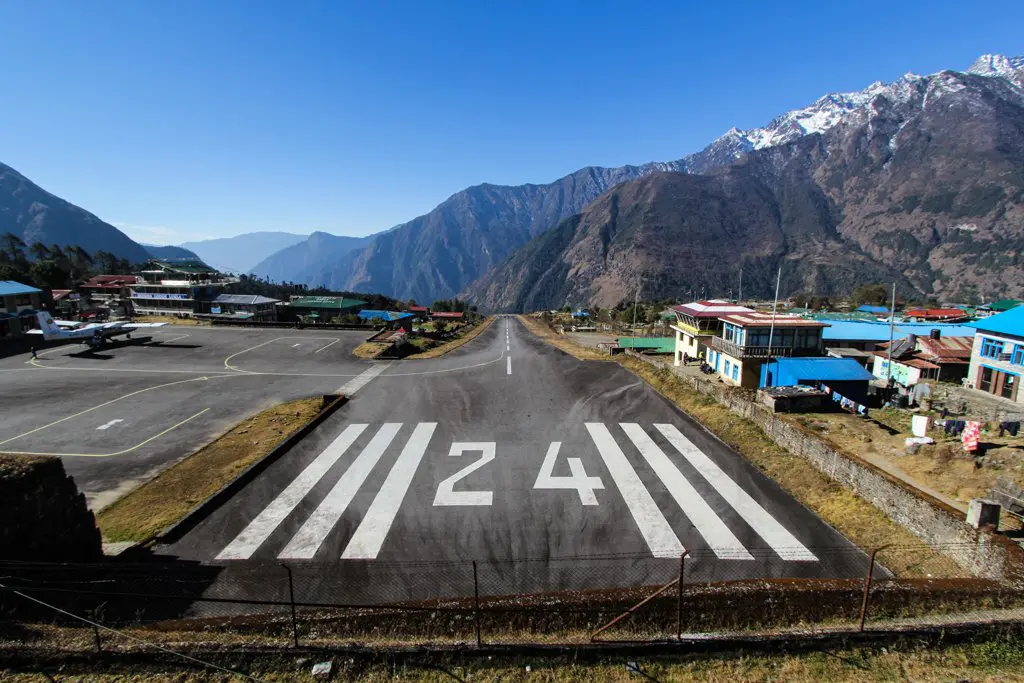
708,53 -> 1024,161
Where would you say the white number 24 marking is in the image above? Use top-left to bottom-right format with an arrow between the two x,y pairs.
433,442 -> 495,506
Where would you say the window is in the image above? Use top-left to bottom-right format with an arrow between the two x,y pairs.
723,324 -> 735,343
732,364 -> 739,381
1013,345 -> 1024,366
724,359 -> 731,376
747,329 -> 771,346
980,337 -> 1003,359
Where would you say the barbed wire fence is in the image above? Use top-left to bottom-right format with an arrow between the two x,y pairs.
2,543 -> 1024,653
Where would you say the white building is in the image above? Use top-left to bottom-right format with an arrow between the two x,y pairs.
706,312 -> 828,389
966,305 -> 1024,404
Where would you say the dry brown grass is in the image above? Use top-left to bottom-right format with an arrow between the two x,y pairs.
406,316 -> 496,359
352,341 -> 388,359
96,398 -> 323,542
524,319 -> 953,576
517,314 -> 610,361
4,632 -> 1024,681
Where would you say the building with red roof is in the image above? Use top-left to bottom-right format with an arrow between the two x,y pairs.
902,308 -> 971,323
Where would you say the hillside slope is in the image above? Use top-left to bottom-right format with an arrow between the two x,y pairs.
466,65 -> 1024,310
0,162 -> 150,262
248,231 -> 372,284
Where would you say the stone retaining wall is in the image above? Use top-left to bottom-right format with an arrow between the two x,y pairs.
624,351 -> 1024,580
0,455 -> 102,561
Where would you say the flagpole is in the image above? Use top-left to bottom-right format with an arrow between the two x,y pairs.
765,267 -> 782,385
631,283 -> 640,348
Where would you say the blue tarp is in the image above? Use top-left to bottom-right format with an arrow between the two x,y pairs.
760,357 -> 876,388
357,310 -> 414,322
855,305 -> 889,314
0,280 -> 41,296
970,305 -> 1024,338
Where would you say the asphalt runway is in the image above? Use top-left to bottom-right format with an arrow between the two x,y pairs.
0,326 -> 377,509
157,317 -> 875,605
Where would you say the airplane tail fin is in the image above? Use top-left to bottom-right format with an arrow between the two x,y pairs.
35,312 -> 65,338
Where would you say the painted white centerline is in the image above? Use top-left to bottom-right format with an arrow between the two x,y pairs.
216,423 -> 368,560
585,423 -> 684,557
337,363 -> 391,395
95,419 -> 124,431
655,424 -> 817,561
342,422 -> 437,559
279,423 -> 403,559
291,344 -> 301,348
506,356 -> 512,375
620,424 -> 752,560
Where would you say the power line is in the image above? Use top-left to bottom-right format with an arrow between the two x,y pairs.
0,582 -> 265,682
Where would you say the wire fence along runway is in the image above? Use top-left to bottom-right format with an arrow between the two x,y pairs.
2,544 -> 1023,652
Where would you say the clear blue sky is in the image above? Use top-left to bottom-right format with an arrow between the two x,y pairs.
0,1 -> 1019,244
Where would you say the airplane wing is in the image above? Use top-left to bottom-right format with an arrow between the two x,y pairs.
124,322 -> 169,329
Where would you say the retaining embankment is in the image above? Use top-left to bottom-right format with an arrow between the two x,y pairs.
624,351 -> 1024,580
0,455 -> 102,561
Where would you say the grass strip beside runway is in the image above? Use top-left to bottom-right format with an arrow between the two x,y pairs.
405,315 -> 497,359
520,315 -> 952,577
96,398 -> 323,543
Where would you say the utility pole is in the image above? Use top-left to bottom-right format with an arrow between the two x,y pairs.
738,269 -> 742,304
764,267 -> 782,387
886,282 -> 897,388
631,283 -> 641,348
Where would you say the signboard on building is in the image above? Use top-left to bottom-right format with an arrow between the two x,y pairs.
131,291 -> 190,300
211,306 -> 222,314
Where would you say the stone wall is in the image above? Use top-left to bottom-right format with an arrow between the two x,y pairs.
0,455 -> 102,561
624,350 -> 1024,580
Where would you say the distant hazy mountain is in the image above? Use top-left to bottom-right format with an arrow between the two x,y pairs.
297,52 -> 1024,305
249,231 -> 373,284
466,55 -> 1024,310
178,232 -> 309,273
0,161 -> 151,263
143,244 -> 200,260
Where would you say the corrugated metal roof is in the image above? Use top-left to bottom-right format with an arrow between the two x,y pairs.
672,301 -> 754,318
288,296 -> 367,310
720,312 -> 828,328
213,294 -> 280,305
768,357 -> 877,381
970,305 -> 1024,338
916,335 -> 974,361
0,280 -> 41,296
618,337 -> 675,353
823,320 -> 977,341
855,305 -> 890,313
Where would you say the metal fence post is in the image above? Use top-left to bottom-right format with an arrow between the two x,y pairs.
472,560 -> 482,647
677,552 -> 685,641
281,563 -> 299,647
92,623 -> 102,654
858,546 -> 886,632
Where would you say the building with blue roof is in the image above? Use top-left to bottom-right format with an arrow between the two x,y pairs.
965,305 -> 1024,404
822,320 -> 977,349
855,304 -> 890,314
1,280 -> 45,338
760,357 -> 877,404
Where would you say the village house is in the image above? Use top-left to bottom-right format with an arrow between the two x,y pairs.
966,305 -> 1024,404
706,312 -> 828,389
669,300 -> 753,367
871,329 -> 974,389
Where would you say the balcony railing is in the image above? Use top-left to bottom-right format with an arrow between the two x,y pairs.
710,336 -> 796,359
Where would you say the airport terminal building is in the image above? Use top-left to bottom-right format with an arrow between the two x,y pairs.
129,260 -> 235,318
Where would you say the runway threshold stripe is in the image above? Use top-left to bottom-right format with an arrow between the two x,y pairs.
215,423 -> 369,560
337,363 -> 391,395
341,422 -> 437,559
654,424 -> 817,562
619,424 -> 752,561
585,423 -> 684,558
278,423 -> 403,559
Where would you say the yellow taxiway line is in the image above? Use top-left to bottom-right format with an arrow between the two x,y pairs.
0,408 -> 210,458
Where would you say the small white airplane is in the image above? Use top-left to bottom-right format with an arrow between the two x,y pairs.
29,312 -> 168,349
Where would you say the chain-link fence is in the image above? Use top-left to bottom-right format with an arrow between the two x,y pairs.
2,543 -> 1023,653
